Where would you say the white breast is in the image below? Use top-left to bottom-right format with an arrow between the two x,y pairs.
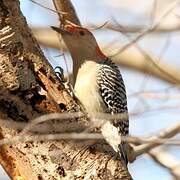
75,61 -> 122,154
74,61 -> 106,115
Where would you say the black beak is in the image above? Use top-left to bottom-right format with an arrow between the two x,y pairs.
51,26 -> 71,35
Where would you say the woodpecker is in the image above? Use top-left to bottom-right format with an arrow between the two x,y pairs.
52,25 -> 129,165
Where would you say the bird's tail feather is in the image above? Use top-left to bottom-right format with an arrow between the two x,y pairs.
118,143 -> 128,165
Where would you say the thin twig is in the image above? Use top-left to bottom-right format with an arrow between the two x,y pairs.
134,123 -> 180,157
111,1 -> 180,56
149,148 -> 180,179
29,0 -> 67,15
0,131 -> 180,146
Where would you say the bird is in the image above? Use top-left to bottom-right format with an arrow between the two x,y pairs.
52,24 -> 130,165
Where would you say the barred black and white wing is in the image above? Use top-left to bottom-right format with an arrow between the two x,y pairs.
97,59 -> 129,134
97,59 -> 129,164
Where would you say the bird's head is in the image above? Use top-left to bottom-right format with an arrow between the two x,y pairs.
51,24 -> 106,60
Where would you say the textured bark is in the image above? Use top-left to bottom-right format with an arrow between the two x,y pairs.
0,0 -> 132,179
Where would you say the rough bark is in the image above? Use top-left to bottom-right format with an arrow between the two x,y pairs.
0,0 -> 132,180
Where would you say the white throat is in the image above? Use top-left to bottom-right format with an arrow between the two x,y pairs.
74,61 -> 106,114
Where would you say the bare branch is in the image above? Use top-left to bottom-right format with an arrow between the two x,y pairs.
111,0 -> 180,56
106,20 -> 180,85
88,22 -> 180,34
149,148 -> 180,179
32,27 -> 180,85
134,123 -> 180,157
109,48 -> 180,85
0,133 -> 103,145
53,0 -> 81,26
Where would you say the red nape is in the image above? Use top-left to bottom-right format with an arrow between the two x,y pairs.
66,25 -> 88,33
95,46 -> 106,59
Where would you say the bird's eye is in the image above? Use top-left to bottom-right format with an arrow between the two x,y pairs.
79,31 -> 85,36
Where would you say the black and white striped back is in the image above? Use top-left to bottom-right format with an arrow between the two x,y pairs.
97,58 -> 129,135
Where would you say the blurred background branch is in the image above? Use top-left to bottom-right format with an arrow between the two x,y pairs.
149,148 -> 180,179
32,27 -> 180,85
